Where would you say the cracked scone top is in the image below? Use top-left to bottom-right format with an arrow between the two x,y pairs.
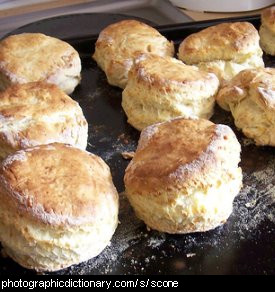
124,117 -> 243,234
0,143 -> 119,272
93,20 -> 174,89
0,82 -> 88,160
216,68 -> 275,146
0,33 -> 81,94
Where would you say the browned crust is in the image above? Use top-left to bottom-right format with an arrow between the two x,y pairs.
92,20 -> 174,88
124,117 -> 241,195
0,143 -> 119,227
0,33 -> 80,84
179,22 -> 261,64
93,20 -> 174,58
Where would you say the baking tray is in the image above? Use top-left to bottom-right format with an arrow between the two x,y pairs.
0,0 -> 191,38
4,13 -> 156,40
0,14 -> 274,275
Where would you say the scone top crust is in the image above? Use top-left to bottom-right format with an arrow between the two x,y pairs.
179,22 -> 262,64
0,33 -> 80,84
130,54 -> 219,92
124,118 -> 241,195
217,68 -> 275,111
0,143 -> 118,227
262,6 -> 275,33
93,20 -> 174,63
0,82 -> 87,149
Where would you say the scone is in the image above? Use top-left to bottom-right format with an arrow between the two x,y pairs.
124,117 -> 243,234
178,22 -> 264,83
216,68 -> 275,146
122,54 -> 219,131
259,6 -> 275,55
0,143 -> 119,272
93,20 -> 174,89
0,82 -> 88,160
0,33 -> 81,94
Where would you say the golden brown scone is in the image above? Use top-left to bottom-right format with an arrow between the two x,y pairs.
260,6 -> 275,55
0,33 -> 81,94
93,20 -> 174,89
216,68 -> 275,146
0,82 -> 88,160
178,22 -> 264,83
122,54 -> 219,131
124,117 -> 242,234
0,143 -> 119,272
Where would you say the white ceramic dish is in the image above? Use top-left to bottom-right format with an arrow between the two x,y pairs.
170,0 -> 274,12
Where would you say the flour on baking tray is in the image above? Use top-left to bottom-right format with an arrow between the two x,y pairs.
232,156 -> 275,238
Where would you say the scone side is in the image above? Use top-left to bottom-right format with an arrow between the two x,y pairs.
125,169 -> 242,234
259,25 -> 275,56
122,84 -> 216,131
94,53 -> 131,89
0,190 -> 118,272
195,54 -> 264,83
122,56 -> 219,130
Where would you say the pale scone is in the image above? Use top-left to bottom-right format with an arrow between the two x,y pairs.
0,143 -> 119,272
178,22 -> 264,83
0,82 -> 88,160
124,117 -> 242,234
260,6 -> 275,56
122,54 -> 219,131
0,33 -> 81,94
93,20 -> 174,89
216,68 -> 275,146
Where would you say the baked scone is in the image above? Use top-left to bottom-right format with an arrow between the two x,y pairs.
216,68 -> 275,146
178,22 -> 264,83
0,143 -> 119,272
122,54 -> 219,131
0,82 -> 88,160
0,33 -> 81,94
259,6 -> 275,56
124,117 -> 243,234
93,20 -> 174,89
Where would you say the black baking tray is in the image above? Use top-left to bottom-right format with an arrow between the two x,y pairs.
0,14 -> 274,275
